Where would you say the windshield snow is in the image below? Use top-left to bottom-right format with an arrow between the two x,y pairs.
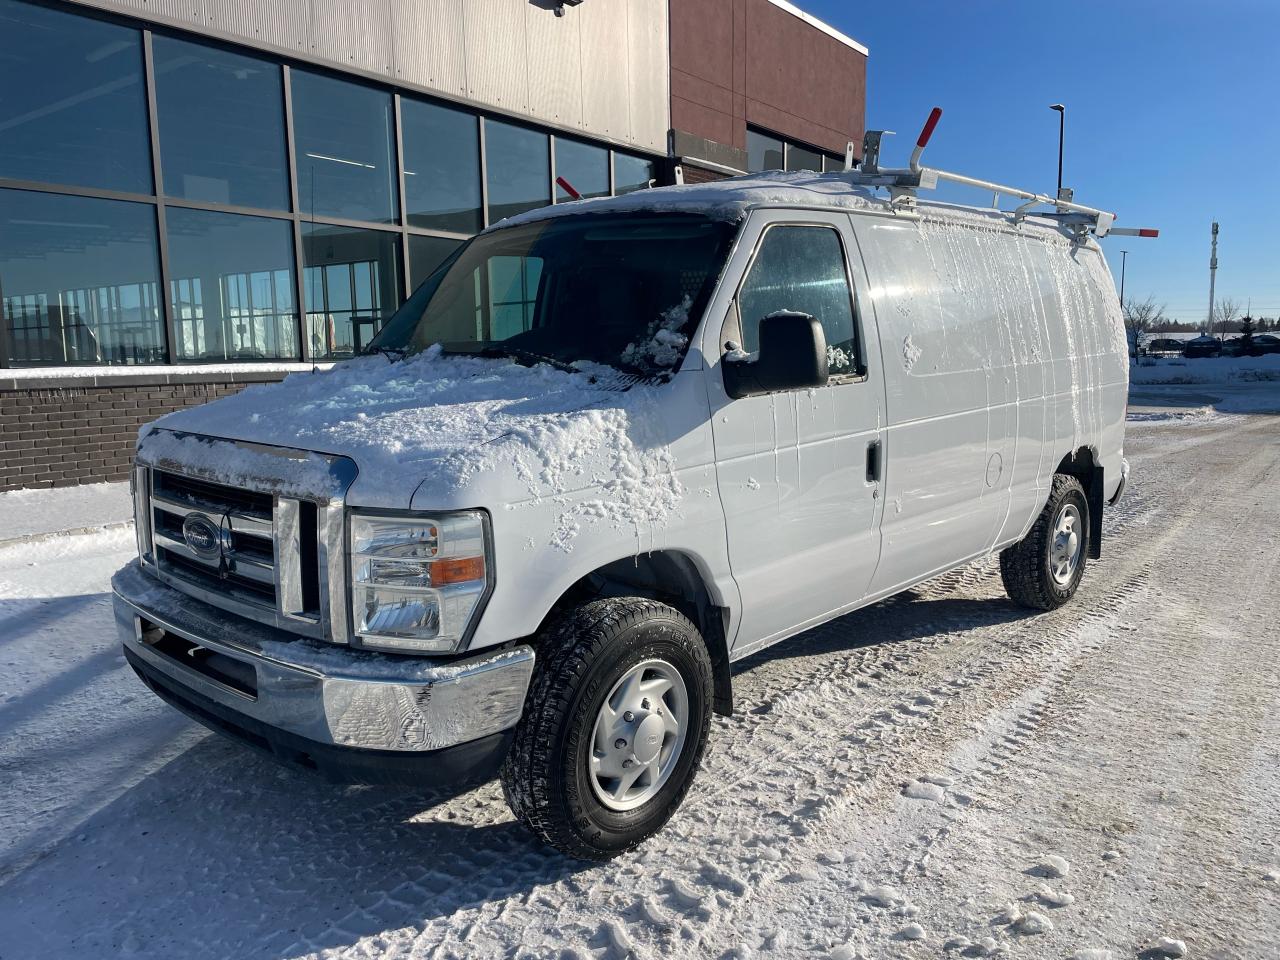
370,214 -> 736,374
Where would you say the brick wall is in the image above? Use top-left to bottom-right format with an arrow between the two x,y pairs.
681,163 -> 730,185
0,370 -> 294,491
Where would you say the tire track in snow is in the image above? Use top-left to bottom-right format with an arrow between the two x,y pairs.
572,430 -> 1213,957
670,569 -> 1160,959
359,447 -> 1183,958
690,416 -> 1280,959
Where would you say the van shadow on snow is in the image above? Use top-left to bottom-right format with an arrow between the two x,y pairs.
0,583 -> 1035,959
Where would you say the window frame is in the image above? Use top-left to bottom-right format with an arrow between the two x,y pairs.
746,125 -> 848,176
0,0 -> 153,195
152,32 -> 291,212
727,219 -> 868,385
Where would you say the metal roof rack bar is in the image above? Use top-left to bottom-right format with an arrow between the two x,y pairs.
838,107 -> 1158,241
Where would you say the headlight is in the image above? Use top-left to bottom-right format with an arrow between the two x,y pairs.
349,510 -> 489,653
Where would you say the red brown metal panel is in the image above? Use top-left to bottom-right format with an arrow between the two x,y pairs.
672,90 -> 741,151
668,0 -> 865,160
669,0 -> 737,92
743,0 -> 864,155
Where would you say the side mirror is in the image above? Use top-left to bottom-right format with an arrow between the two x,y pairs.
722,310 -> 829,399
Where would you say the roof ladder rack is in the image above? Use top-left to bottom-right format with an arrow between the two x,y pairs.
843,107 -> 1159,242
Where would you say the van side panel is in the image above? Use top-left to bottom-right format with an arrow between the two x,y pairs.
852,210 -> 1125,592
994,234 -> 1053,546
851,217 -> 1003,594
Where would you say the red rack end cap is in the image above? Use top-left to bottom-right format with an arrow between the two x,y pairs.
918,107 -> 943,148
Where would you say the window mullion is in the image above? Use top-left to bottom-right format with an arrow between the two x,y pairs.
143,30 -> 177,365
282,64 -> 309,363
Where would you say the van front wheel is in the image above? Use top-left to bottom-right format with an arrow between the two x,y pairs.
1001,474 -> 1089,610
500,598 -> 713,860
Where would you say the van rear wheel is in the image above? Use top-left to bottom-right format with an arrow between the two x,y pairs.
1001,474 -> 1089,610
500,598 -> 713,860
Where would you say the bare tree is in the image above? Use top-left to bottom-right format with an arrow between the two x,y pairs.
1211,296 -> 1242,337
1123,295 -> 1167,358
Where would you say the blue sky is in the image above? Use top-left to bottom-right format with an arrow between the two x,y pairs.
802,0 -> 1280,324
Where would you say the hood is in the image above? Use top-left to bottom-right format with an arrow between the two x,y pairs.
145,348 -> 677,511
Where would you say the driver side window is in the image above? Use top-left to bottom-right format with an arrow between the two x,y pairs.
737,224 -> 862,376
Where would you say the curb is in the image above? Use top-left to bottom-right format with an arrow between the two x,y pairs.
0,519 -> 135,551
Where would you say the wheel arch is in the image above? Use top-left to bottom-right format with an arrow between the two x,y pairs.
537,550 -> 734,717
1055,446 -> 1104,559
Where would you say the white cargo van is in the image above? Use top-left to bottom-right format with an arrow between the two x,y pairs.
114,165 -> 1130,860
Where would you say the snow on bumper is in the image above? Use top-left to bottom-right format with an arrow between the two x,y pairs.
112,560 -> 534,755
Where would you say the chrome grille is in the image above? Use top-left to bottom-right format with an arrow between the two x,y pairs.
151,471 -> 278,605
133,430 -> 357,643
145,468 -> 325,637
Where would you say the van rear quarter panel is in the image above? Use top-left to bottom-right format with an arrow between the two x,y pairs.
1030,236 -> 1127,500
851,210 -> 1126,593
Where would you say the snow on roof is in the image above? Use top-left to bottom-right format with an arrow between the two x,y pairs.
491,170 -> 1080,244
491,171 -> 881,230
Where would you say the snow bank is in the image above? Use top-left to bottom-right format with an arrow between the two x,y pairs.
0,480 -> 132,541
1131,354 -> 1280,385
1126,406 -> 1233,426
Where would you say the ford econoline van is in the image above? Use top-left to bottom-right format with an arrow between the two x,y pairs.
114,170 -> 1129,860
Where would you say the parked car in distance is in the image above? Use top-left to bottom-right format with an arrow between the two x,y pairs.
1249,334 -> 1280,355
1221,337 -> 1246,357
1145,338 -> 1186,357
113,172 -> 1131,860
1183,335 -> 1222,358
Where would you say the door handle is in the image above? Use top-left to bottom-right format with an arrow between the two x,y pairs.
866,439 -> 881,483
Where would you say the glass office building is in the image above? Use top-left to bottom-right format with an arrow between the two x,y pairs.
0,0 -> 868,493
0,0 -> 659,368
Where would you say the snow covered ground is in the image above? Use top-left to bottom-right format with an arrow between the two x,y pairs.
1129,355 -> 1280,414
0,480 -> 132,544
2,394 -> 1279,959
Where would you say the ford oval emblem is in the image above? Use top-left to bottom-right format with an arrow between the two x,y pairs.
181,514 -> 222,562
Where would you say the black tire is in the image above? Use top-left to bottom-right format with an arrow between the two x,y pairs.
1000,473 -> 1090,610
500,598 -> 714,861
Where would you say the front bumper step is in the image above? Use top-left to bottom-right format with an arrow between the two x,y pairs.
125,646 -> 514,786
113,560 -> 534,784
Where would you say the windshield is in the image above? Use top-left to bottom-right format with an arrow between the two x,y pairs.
370,213 -> 737,374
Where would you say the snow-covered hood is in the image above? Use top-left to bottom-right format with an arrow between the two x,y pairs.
142,348 -> 684,513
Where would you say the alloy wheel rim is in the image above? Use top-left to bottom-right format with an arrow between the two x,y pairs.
589,659 -> 689,812
1050,502 -> 1083,586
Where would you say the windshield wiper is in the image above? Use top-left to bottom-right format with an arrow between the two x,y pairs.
472,344 -> 581,375
364,343 -> 408,361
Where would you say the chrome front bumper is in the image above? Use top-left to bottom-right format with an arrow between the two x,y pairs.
113,561 -> 534,758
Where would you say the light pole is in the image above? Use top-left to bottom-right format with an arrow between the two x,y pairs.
1118,250 -> 1133,358
1049,104 -> 1065,196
